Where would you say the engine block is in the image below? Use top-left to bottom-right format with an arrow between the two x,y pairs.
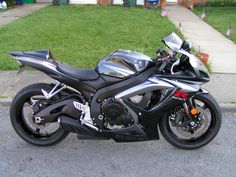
101,98 -> 134,127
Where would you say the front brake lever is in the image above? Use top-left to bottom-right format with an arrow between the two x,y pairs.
158,61 -> 168,72
157,55 -> 171,72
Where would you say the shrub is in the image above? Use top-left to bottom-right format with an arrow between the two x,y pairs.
206,0 -> 236,6
5,0 -> 16,7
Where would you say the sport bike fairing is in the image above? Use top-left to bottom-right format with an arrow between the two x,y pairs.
8,32 -> 221,149
9,41 -> 205,141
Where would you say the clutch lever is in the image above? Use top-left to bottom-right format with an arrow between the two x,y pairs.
157,55 -> 170,72
170,58 -> 180,74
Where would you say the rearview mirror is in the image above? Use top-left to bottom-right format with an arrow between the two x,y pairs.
181,41 -> 190,52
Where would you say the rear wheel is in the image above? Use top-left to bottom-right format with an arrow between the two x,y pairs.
10,83 -> 69,146
159,93 -> 222,149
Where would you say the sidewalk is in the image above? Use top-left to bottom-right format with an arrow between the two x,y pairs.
0,71 -> 53,105
166,6 -> 236,74
0,3 -> 50,28
166,5 -> 236,107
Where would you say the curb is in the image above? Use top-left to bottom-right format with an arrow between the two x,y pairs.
0,99 -> 12,106
0,99 -> 235,112
219,103 -> 236,113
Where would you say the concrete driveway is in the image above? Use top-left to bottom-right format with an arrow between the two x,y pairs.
0,106 -> 235,177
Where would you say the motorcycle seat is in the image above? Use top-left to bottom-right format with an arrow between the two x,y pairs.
57,63 -> 99,81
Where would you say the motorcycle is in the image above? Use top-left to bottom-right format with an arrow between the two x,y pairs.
9,32 -> 221,149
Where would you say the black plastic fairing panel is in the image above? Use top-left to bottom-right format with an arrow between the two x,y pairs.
24,50 -> 53,59
156,71 -> 205,82
10,50 -> 53,60
49,74 -> 124,97
84,74 -> 123,90
48,74 -> 96,98
60,115 -> 151,142
90,65 -> 160,128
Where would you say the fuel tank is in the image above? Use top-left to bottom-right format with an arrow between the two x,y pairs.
96,50 -> 153,78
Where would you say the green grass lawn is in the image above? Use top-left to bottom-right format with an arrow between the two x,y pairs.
0,5 -> 180,70
0,6 -> 13,13
194,7 -> 236,43
0,9 -> 7,12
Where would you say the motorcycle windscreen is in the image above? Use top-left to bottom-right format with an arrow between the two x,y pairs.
162,32 -> 183,52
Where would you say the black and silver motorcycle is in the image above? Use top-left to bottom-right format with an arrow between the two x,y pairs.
9,32 -> 221,149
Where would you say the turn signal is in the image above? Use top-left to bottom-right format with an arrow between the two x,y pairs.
190,108 -> 198,115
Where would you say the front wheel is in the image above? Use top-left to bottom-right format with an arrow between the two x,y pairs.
159,93 -> 222,149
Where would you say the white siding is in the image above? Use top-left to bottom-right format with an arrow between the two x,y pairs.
113,0 -> 122,4
107,0 -> 144,5
137,0 -> 144,5
69,0 -> 175,5
70,0 -> 97,4
69,0 -> 146,5
113,0 -> 177,5
166,0 -> 177,3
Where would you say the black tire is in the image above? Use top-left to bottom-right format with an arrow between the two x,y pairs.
10,83 -> 69,146
159,93 -> 222,150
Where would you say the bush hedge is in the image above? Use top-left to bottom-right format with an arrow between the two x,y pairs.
206,0 -> 236,6
5,0 -> 16,6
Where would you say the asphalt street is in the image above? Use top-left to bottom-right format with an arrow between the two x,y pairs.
0,106 -> 235,177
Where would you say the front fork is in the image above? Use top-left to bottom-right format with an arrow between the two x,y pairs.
182,95 -> 203,130
183,87 -> 209,116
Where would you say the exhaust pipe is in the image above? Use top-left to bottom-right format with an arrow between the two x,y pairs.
58,116 -> 95,135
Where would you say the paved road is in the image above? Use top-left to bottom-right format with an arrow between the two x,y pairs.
0,106 -> 235,177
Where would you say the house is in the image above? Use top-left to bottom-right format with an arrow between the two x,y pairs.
37,0 -> 209,6
69,0 -> 178,5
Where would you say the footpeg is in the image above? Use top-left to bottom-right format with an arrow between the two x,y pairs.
73,101 -> 99,131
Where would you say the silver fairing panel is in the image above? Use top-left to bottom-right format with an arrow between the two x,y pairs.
115,77 -> 175,99
115,76 -> 201,110
115,76 -> 201,100
96,50 -> 153,78
177,49 -> 209,81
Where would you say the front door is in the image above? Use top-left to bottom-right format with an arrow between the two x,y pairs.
166,0 -> 177,3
